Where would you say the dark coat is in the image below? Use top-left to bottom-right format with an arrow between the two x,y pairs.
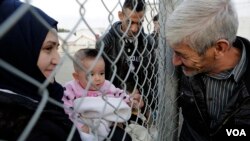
178,36 -> 250,141
0,88 -> 81,141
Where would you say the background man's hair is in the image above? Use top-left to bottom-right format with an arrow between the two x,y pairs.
153,14 -> 159,22
122,0 -> 146,12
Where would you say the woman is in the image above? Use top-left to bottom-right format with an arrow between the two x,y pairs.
0,0 -> 81,140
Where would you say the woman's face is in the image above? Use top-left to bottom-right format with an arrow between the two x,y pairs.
37,29 -> 60,81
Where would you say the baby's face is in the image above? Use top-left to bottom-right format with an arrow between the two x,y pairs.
76,57 -> 105,90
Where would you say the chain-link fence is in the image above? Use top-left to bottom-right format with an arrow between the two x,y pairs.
0,0 -> 183,141
2,0 -> 250,141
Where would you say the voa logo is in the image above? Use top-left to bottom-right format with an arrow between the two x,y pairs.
226,129 -> 246,136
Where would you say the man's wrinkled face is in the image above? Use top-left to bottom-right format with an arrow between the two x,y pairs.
171,42 -> 215,77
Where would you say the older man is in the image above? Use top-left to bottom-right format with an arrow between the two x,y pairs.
166,0 -> 250,140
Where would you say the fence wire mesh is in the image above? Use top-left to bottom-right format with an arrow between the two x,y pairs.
0,0 -> 183,141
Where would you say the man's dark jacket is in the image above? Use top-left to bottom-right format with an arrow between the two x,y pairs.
178,36 -> 250,141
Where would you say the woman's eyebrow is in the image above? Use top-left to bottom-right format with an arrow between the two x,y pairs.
46,40 -> 59,46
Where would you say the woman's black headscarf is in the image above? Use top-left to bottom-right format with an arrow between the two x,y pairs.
0,0 -> 63,102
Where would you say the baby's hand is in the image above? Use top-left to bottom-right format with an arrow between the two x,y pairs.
131,93 -> 144,109
81,125 -> 90,133
129,89 -> 144,109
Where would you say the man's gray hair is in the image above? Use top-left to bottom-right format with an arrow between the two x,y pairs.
166,0 -> 238,54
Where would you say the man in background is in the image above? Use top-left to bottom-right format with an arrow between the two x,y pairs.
96,0 -> 157,127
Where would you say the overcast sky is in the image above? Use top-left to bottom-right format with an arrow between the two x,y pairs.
21,0 -> 250,30
22,0 -> 124,30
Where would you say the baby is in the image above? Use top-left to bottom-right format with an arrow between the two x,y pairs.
62,48 -> 133,141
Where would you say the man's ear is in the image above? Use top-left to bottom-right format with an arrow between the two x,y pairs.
72,72 -> 79,80
214,39 -> 230,58
118,11 -> 124,21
